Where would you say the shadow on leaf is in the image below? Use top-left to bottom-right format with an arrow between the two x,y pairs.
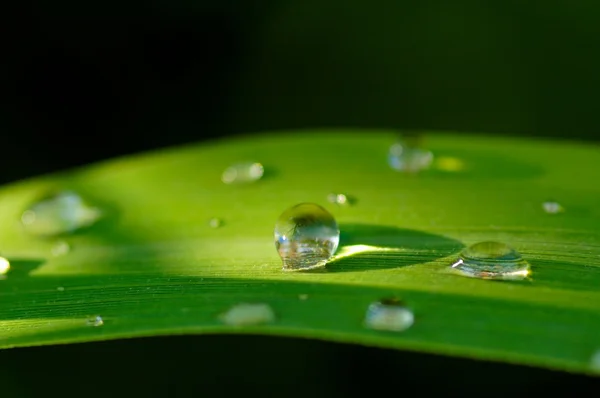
326,223 -> 463,272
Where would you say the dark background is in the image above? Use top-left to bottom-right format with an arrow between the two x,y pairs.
1,1 -> 600,396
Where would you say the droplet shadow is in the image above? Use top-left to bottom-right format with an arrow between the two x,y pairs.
326,223 -> 464,272
2,258 -> 46,280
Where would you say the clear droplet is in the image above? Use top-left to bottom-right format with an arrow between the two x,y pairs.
51,241 -> 70,257
208,217 -> 222,228
327,193 -> 350,205
364,298 -> 414,332
221,162 -> 264,184
388,142 -> 433,173
21,191 -> 103,237
451,241 -> 531,280
590,350 -> 600,373
274,203 -> 340,271
86,315 -> 104,327
542,201 -> 564,214
0,257 -> 10,280
219,303 -> 275,326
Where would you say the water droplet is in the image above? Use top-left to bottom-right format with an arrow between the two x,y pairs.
51,241 -> 70,257
388,142 -> 433,173
542,201 -> 564,214
57,286 -> 65,292
219,303 -> 275,326
86,315 -> 104,327
208,217 -> 222,228
274,203 -> 340,271
451,241 -> 531,280
221,162 -> 264,184
327,193 -> 350,205
590,350 -> 600,373
0,257 -> 10,280
364,298 -> 414,332
21,191 -> 103,237
298,294 -> 309,300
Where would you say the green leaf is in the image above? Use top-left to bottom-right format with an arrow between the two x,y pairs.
0,130 -> 599,375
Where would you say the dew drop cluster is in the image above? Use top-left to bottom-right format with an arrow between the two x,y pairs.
5,130 -> 575,346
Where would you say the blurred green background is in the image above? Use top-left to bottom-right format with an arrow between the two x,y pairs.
1,1 -> 600,396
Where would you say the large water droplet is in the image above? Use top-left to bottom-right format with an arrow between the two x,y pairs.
86,315 -> 104,327
219,303 -> 275,326
451,241 -> 531,280
542,201 -> 564,214
21,191 -> 103,237
274,203 -> 340,271
221,162 -> 264,184
364,298 -> 414,332
0,257 -> 10,280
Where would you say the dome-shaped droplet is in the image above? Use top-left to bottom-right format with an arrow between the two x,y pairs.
21,191 -> 103,237
542,201 -> 564,214
274,203 -> 340,271
219,303 -> 275,326
221,162 -> 264,184
388,142 -> 433,173
451,241 -> 530,280
364,298 -> 414,332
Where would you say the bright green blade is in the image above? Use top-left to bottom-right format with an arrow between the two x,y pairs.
0,130 -> 599,375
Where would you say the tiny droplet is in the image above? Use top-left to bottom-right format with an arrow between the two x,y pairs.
51,241 -> 70,257
86,315 -> 104,327
542,201 -> 564,214
0,257 -> 10,279
208,217 -> 222,228
298,294 -> 309,300
364,298 -> 414,332
327,193 -> 350,205
274,203 -> 340,271
388,141 -> 433,173
57,286 -> 65,292
219,303 -> 275,326
221,162 -> 264,184
21,191 -> 103,237
451,241 -> 531,280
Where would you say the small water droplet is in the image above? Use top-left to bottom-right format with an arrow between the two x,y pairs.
221,162 -> 264,184
21,191 -> 103,237
219,303 -> 275,326
274,203 -> 340,271
542,201 -> 564,214
388,141 -> 433,173
0,257 -> 10,279
451,241 -> 531,280
364,298 -> 414,332
298,294 -> 309,300
590,350 -> 600,373
327,193 -> 350,205
208,217 -> 223,228
86,315 -> 104,327
57,286 -> 65,292
51,241 -> 70,257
